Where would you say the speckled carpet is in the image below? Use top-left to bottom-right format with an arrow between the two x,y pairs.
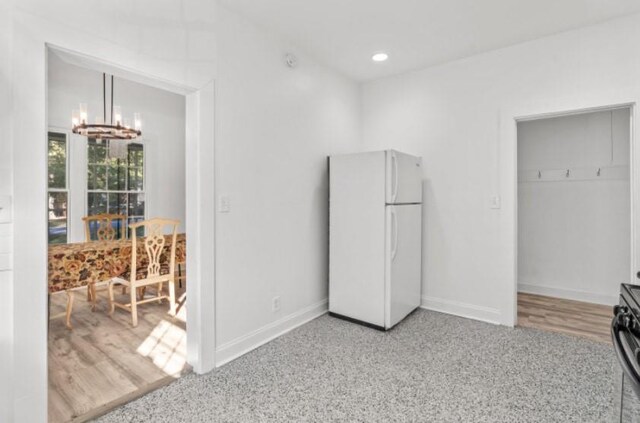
96,309 -> 617,423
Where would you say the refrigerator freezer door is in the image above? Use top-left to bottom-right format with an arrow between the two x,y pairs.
385,204 -> 422,328
386,150 -> 423,205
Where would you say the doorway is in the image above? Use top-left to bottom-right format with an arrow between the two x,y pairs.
46,49 -> 190,422
10,22 -> 215,418
516,106 -> 632,343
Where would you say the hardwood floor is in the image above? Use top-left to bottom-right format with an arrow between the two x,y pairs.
48,285 -> 189,423
517,292 -> 613,344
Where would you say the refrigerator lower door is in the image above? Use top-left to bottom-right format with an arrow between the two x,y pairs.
385,204 -> 422,328
386,150 -> 423,205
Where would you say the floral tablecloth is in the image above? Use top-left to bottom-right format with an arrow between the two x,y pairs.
48,233 -> 186,293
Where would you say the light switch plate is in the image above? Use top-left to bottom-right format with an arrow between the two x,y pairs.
490,196 -> 501,209
0,196 -> 12,223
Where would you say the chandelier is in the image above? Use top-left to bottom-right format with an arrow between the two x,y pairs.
72,73 -> 142,160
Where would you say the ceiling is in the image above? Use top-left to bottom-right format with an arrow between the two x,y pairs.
219,0 -> 640,81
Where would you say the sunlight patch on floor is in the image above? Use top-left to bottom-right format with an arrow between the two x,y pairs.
136,319 -> 187,377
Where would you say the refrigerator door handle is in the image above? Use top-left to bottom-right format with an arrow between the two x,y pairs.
391,152 -> 398,203
391,208 -> 399,261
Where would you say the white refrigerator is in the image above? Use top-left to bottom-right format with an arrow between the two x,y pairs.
329,150 -> 422,330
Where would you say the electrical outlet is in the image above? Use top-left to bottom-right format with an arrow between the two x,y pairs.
272,296 -> 281,312
218,195 -> 230,213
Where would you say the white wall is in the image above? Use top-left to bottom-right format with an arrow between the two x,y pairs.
214,6 -> 362,364
517,109 -> 630,305
361,13 -> 640,325
47,53 -> 187,241
0,2 -> 14,422
2,0 -> 362,418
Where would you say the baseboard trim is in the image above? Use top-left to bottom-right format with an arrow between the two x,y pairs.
215,299 -> 328,367
420,296 -> 502,325
518,283 -> 618,306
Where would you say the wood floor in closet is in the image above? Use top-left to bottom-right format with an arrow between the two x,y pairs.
517,292 -> 612,344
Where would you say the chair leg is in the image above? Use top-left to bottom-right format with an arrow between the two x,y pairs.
130,284 -> 138,327
107,281 -> 115,316
137,287 -> 146,301
89,283 -> 97,312
157,282 -> 163,304
168,278 -> 177,316
65,290 -> 74,330
175,292 -> 186,315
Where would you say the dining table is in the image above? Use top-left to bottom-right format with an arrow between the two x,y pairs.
48,233 -> 186,328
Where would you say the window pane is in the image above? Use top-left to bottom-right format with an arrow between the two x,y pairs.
87,140 -> 144,239
108,162 -> 127,191
128,167 -> 144,191
108,192 -> 127,216
88,139 -> 107,164
88,164 -> 107,190
87,192 -> 107,215
48,191 -> 68,244
48,132 -> 66,189
128,143 -> 144,168
128,193 -> 145,216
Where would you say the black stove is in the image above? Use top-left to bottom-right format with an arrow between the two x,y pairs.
614,284 -> 640,422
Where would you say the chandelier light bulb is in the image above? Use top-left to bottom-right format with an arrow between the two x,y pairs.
72,109 -> 80,127
134,113 -> 142,131
79,103 -> 88,124
113,106 -> 122,126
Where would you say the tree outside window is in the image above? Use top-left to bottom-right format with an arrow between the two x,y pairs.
48,132 -> 69,244
87,140 -> 145,239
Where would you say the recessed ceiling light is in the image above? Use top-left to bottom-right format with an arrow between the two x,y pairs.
371,52 -> 388,62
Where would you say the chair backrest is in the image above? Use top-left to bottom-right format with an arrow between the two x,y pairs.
82,214 -> 127,241
129,218 -> 180,282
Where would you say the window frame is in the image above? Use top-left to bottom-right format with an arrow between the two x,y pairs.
86,139 -> 147,238
47,128 -> 71,245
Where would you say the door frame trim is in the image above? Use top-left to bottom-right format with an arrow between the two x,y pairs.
9,18 -> 216,420
501,96 -> 638,327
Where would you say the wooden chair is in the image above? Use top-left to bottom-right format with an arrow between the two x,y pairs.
107,218 -> 179,327
82,213 -> 127,310
82,213 -> 127,242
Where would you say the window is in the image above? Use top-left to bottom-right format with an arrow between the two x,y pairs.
87,140 -> 145,239
48,132 -> 69,244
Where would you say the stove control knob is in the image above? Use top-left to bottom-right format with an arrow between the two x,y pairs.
614,305 -> 628,316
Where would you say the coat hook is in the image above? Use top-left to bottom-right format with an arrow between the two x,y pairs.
566,169 -> 570,178
538,170 -> 541,179
597,168 -> 601,177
